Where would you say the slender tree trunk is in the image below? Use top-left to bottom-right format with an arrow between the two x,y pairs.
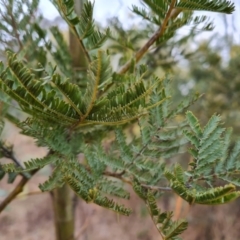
52,1 -> 86,240
52,185 -> 75,240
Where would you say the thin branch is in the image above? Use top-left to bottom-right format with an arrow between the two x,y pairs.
0,150 -> 53,213
101,2 -> 181,96
15,190 -> 46,198
1,145 -> 21,167
104,170 -> 125,178
118,1 -> 180,75
1,0 -> 23,51
141,183 -> 172,192
0,144 -> 30,178
103,170 -> 132,185
103,171 -> 172,191
0,168 -> 38,213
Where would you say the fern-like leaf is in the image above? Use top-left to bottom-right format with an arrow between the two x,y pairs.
134,182 -> 188,239
2,155 -> 58,173
39,166 -> 64,191
165,219 -> 188,239
83,50 -> 112,117
186,111 -> 202,138
94,195 -> 132,216
176,0 -> 235,14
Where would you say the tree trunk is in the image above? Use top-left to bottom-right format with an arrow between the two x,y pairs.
52,185 -> 75,240
52,1 -> 86,240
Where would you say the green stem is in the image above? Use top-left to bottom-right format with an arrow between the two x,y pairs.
52,185 -> 76,240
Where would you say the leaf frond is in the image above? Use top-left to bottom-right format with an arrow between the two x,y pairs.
176,0 -> 235,14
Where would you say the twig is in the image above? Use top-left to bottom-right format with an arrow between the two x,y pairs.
118,1 -> 180,75
0,145 -> 30,179
104,170 -> 125,178
103,170 -> 132,185
75,216 -> 91,239
16,190 -> 46,198
1,145 -> 21,167
0,168 -> 38,213
102,2 -> 181,96
0,150 -> 54,213
1,0 -> 23,51
141,183 -> 172,192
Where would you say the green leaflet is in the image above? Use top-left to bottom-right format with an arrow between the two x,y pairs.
165,220 -> 188,240
201,114 -> 222,140
115,128 -> 133,164
194,184 -> 239,204
184,112 -> 240,188
99,179 -> 130,199
199,127 -> 225,157
165,165 -> 240,205
48,26 -> 73,76
59,157 -> 131,214
185,111 -> 202,138
94,195 -> 132,216
85,28 -> 111,51
39,166 -> 64,191
0,164 -> 18,183
132,5 -> 161,25
63,159 -> 95,189
199,192 -> 240,205
133,181 -> 188,239
184,111 -> 223,173
0,53 -> 79,124
219,128 -> 232,163
183,130 -> 199,148
50,0 -> 109,55
143,0 -> 168,19
86,144 -> 124,171
83,50 -> 112,117
84,146 -> 107,176
176,0 -> 235,14
82,75 -> 168,126
19,119 -> 83,155
2,155 -> 58,173
64,173 -> 91,202
226,140 -> 240,171
167,93 -> 200,121
52,75 -> 84,116
1,52 -> 168,128
139,115 -> 152,145
133,0 -> 214,46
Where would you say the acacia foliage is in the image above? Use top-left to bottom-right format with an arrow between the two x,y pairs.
0,0 -> 238,239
